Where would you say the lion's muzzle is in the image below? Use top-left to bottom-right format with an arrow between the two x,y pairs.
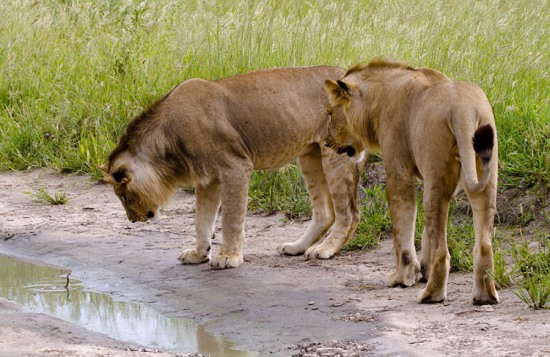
341,145 -> 356,157
325,141 -> 356,157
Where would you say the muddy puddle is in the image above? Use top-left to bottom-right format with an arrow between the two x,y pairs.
0,254 -> 257,356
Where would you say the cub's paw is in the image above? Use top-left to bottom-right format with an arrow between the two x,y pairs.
418,287 -> 446,304
304,245 -> 336,260
178,249 -> 210,264
277,242 -> 306,256
210,254 -> 244,269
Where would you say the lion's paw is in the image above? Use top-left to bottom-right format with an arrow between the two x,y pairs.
472,286 -> 499,306
210,254 -> 244,269
304,245 -> 336,260
277,242 -> 306,256
386,268 -> 419,288
418,287 -> 446,304
178,249 -> 210,265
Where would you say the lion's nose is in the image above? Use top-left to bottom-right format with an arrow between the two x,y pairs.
147,211 -> 155,218
345,145 -> 356,157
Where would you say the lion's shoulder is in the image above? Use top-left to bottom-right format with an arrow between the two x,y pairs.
416,67 -> 449,82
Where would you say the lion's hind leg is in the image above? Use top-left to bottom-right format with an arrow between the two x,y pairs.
466,181 -> 499,305
417,176 -> 458,304
179,181 -> 221,265
303,146 -> 362,260
277,146 -> 335,256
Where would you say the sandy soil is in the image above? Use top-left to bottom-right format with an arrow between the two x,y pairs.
0,170 -> 548,356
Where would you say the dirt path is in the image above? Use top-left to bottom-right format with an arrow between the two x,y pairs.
0,170 -> 548,356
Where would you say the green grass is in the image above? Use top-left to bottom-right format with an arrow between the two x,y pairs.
248,164 -> 310,219
0,0 -> 548,185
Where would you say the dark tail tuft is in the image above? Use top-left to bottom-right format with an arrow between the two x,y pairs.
472,125 -> 494,164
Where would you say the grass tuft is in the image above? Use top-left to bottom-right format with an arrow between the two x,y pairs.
25,186 -> 69,205
509,238 -> 550,309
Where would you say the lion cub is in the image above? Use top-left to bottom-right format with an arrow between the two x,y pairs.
325,59 -> 499,305
102,66 -> 364,269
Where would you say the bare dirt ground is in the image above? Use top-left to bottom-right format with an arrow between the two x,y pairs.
0,170 -> 548,357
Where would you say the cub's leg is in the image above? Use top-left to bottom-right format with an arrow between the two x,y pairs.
385,174 -> 421,287
465,178 -> 499,305
304,145 -> 362,259
277,145 -> 335,256
179,181 -> 221,264
417,179 -> 456,303
210,166 -> 252,269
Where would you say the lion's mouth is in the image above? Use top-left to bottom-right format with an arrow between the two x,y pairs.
341,145 -> 356,157
128,209 -> 158,223
325,140 -> 356,157
146,209 -> 160,222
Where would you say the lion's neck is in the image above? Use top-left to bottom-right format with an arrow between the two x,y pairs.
361,70 -> 424,138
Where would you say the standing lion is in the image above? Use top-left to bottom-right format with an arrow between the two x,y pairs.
325,59 -> 499,305
102,66 -> 364,269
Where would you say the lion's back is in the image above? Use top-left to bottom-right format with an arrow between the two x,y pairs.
151,66 -> 346,172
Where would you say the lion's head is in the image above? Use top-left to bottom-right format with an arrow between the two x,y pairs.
101,152 -> 172,222
101,96 -> 181,223
324,60 -> 423,157
324,103 -> 366,162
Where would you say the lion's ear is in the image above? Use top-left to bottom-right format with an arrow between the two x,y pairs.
103,174 -> 118,186
336,80 -> 350,94
103,169 -> 131,186
325,79 -> 351,106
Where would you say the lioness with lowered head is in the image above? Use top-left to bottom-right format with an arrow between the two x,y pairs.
102,66 -> 364,269
325,59 -> 499,305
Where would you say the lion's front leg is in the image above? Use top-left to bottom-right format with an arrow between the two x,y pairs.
419,227 -> 431,281
303,146 -> 362,260
385,176 -> 421,288
179,182 -> 220,265
277,148 -> 335,256
209,168 -> 251,269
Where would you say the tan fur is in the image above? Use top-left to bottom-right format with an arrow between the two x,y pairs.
102,66 -> 364,269
325,59 -> 499,305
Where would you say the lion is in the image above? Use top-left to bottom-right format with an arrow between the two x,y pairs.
101,66 -> 364,269
325,59 -> 499,305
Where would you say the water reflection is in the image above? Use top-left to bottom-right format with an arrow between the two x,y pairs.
0,254 -> 256,356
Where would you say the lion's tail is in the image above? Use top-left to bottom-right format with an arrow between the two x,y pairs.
455,122 -> 495,194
